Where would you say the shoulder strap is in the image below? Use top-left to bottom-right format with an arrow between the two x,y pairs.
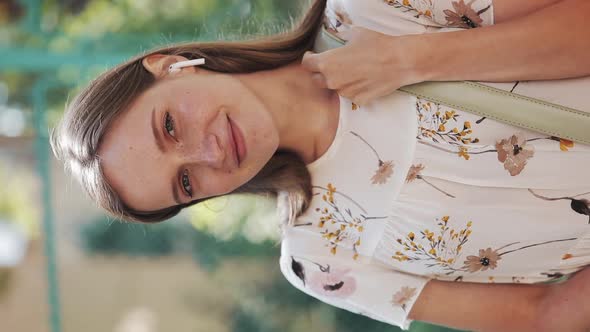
314,27 -> 590,145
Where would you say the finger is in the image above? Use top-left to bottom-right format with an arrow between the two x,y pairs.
301,51 -> 322,73
341,25 -> 369,43
355,88 -> 386,105
355,83 -> 400,105
338,80 -> 366,101
311,73 -> 328,89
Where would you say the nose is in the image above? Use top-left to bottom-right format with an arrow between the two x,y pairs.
181,133 -> 225,169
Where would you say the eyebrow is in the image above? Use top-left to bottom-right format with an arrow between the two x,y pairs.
151,108 -> 166,154
151,108 -> 183,206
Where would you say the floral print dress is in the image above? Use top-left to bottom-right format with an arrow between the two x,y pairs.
279,0 -> 590,330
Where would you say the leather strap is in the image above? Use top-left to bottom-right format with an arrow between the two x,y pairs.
314,27 -> 590,144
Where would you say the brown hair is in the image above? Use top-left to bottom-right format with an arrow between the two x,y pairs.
50,0 -> 327,223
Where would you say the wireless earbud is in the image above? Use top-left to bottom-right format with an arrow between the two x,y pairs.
168,58 -> 206,74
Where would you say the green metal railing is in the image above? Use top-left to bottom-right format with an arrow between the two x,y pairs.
32,76 -> 62,332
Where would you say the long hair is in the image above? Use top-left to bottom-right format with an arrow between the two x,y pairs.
50,0 -> 327,223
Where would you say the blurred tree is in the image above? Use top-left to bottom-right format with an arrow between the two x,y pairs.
0,0 -> 24,23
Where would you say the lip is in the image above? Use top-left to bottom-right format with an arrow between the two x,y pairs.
228,116 -> 247,167
226,115 -> 240,168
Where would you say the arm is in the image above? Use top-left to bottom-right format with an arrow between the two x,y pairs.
492,0 -> 563,23
409,279 -> 549,332
412,267 -> 590,332
421,0 -> 590,82
303,0 -> 590,104
281,245 -> 557,331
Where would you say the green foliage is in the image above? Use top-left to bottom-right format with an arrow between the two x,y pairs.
79,217 -> 178,256
189,193 -> 281,243
189,228 -> 277,271
0,165 -> 39,238
231,306 -> 280,332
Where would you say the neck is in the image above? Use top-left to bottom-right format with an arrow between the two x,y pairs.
238,61 -> 339,164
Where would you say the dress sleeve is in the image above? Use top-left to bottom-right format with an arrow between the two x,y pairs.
380,0 -> 495,29
427,0 -> 495,28
279,249 -> 432,330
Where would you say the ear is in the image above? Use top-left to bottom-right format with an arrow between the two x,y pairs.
141,54 -> 198,78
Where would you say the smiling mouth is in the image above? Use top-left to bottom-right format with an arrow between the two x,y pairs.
226,115 -> 240,167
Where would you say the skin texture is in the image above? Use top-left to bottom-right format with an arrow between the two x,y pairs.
409,266 -> 590,331
302,0 -> 589,105
97,54 -> 339,211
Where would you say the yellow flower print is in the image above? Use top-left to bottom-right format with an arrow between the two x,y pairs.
458,146 -> 470,160
313,184 -> 387,259
415,99 -> 480,146
384,0 -> 434,20
559,138 -> 574,151
392,216 -> 473,274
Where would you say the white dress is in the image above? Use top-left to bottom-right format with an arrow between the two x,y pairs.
279,0 -> 590,330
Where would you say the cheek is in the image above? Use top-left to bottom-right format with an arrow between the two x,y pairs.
199,169 -> 245,196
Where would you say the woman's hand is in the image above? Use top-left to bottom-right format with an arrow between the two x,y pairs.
301,27 -> 423,106
303,0 -> 590,106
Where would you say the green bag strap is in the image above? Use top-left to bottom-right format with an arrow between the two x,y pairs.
314,27 -> 590,145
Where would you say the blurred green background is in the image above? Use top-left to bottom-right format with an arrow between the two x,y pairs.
0,1 -> 463,331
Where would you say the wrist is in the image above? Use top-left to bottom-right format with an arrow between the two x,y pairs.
399,33 -> 442,84
382,33 -> 431,86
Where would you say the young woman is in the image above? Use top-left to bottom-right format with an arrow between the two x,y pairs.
51,0 -> 590,330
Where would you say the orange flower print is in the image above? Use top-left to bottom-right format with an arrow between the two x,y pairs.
324,1 -> 353,40
528,189 -> 590,223
371,161 -> 394,185
559,138 -> 574,151
495,133 -> 535,176
460,238 -> 578,274
405,164 -> 425,183
405,164 -> 455,198
350,131 -> 394,185
562,253 -> 574,260
443,0 -> 491,29
393,216 -> 578,276
463,248 -> 501,272
391,286 -> 417,312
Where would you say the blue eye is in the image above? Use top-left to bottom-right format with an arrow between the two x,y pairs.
181,169 -> 192,198
164,112 -> 175,137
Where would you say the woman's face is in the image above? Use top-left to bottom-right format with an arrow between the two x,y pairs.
98,63 -> 279,211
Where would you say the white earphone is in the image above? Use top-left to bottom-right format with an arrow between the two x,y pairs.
168,58 -> 206,74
